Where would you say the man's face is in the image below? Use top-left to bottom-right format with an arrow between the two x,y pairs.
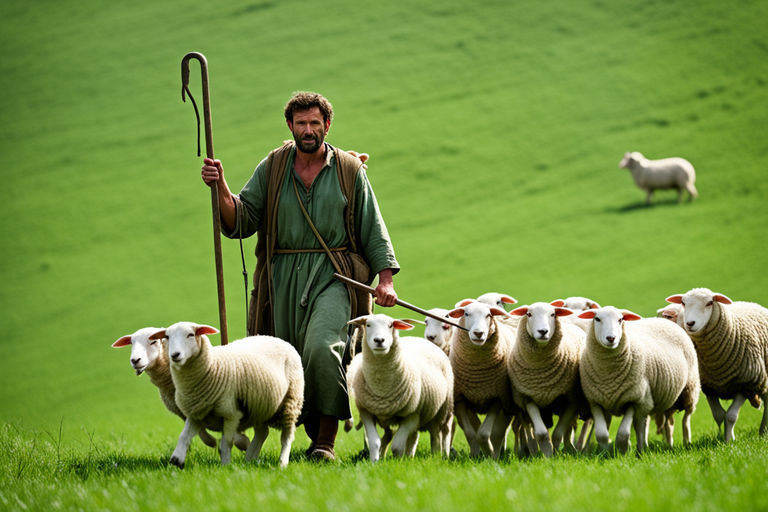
288,107 -> 330,154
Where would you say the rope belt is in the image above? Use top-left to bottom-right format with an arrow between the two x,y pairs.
273,247 -> 347,254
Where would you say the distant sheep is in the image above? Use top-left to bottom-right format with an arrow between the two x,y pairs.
112,327 -> 249,452
149,323 -> 304,468
619,151 -> 698,204
667,288 -> 768,441
423,308 -> 454,356
657,303 -> 685,329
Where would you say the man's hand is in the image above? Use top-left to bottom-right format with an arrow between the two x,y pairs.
374,269 -> 397,307
201,158 -> 224,186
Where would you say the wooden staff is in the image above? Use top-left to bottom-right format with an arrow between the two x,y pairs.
181,52 -> 229,345
333,273 -> 469,331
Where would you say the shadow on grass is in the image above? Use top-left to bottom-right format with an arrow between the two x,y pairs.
608,197 -> 685,213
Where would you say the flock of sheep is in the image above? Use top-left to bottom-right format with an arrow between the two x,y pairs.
113,287 -> 768,467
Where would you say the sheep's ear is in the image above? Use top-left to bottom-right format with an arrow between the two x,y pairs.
112,335 -> 132,348
500,295 -> 518,305
550,300 -> 565,307
454,298 -> 474,308
622,311 -> 642,321
393,320 -> 414,331
714,294 -> 733,305
666,294 -> 683,304
195,325 -> 219,337
588,301 -> 600,309
578,311 -> 596,319
148,330 -> 167,341
490,307 -> 508,317
347,316 -> 368,327
510,306 -> 528,317
555,308 -> 574,317
448,308 -> 464,319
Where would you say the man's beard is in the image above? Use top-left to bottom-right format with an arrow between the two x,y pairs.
294,132 -> 323,153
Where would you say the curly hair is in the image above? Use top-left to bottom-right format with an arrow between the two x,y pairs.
284,92 -> 334,124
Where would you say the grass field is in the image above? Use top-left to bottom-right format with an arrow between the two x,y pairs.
1,0 -> 767,510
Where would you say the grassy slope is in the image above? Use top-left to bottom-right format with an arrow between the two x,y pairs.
0,0 -> 767,509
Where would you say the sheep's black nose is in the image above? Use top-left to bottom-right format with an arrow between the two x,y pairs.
131,358 -> 141,365
426,335 -> 436,342
373,337 -> 385,346
606,336 -> 615,343
171,352 -> 181,360
687,321 -> 695,328
538,329 -> 549,337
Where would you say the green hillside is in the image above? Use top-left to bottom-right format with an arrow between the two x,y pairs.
0,0 -> 767,509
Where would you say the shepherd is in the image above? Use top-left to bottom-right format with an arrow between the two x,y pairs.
200,91 -> 400,462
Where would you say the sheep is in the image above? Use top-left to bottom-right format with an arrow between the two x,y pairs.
148,322 -> 304,468
619,151 -> 698,204
447,300 -> 519,458
423,308 -> 455,356
550,298 -> 599,334
507,302 -> 588,457
346,314 -> 453,462
474,293 -> 521,331
112,327 -> 250,452
578,306 -> 700,453
657,303 -> 685,329
666,288 -> 768,442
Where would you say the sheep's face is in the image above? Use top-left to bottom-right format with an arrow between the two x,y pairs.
476,292 -> 518,312
424,310 -> 452,349
449,302 -> 506,346
358,314 -> 413,355
112,327 -> 165,376
155,322 -> 219,366
657,304 -> 684,328
578,307 -> 640,349
511,302 -> 573,345
669,288 -> 732,334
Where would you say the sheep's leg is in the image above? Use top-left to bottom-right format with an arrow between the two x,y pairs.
234,431 -> 251,452
526,402 -> 553,457
682,409 -> 693,447
455,401 -> 483,457
663,412 -> 675,448
198,429 -> 217,448
245,424 -> 269,462
359,410 -> 382,462
170,418 -> 201,469
591,405 -> 611,452
429,425 -> 442,456
441,415 -> 454,457
616,406 -> 635,454
645,189 -> 653,205
724,393 -> 748,443
760,393 -> 768,436
633,414 -> 650,453
390,414 -> 420,458
576,418 -> 593,452
406,431 -> 420,457
489,410 -> 511,458
278,423 -> 296,468
477,403 -> 503,458
379,426 -> 393,459
705,394 -> 726,432
552,404 -> 578,454
219,416 -> 241,465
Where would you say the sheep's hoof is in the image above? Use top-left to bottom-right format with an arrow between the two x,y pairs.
169,456 -> 185,469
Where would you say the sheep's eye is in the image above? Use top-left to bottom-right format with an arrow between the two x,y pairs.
618,318 -> 623,324
442,324 -> 450,330
388,323 -> 393,328
187,333 -> 194,338
550,313 -> 555,318
681,301 -> 685,306
706,301 -> 713,307
595,317 -> 602,322
150,340 -> 158,345
526,312 -> 532,317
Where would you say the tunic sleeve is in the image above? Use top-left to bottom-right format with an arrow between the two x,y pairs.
222,157 -> 268,239
354,169 -> 400,276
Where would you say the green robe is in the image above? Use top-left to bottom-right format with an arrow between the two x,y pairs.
225,143 -> 399,419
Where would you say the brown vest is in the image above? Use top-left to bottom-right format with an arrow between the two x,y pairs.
247,141 -> 373,336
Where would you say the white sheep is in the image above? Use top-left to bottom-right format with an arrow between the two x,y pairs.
423,308 -> 454,356
657,303 -> 685,329
619,151 -> 698,204
112,327 -> 249,452
447,300 -> 518,458
507,302 -> 588,457
148,322 -> 304,468
473,293 -> 521,331
578,307 -> 700,453
666,288 -> 768,441
346,314 -> 453,462
550,298 -> 599,334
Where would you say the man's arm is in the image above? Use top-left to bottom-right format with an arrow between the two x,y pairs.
201,157 -> 236,232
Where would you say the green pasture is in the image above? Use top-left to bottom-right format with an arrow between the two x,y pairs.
1,0 -> 767,510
